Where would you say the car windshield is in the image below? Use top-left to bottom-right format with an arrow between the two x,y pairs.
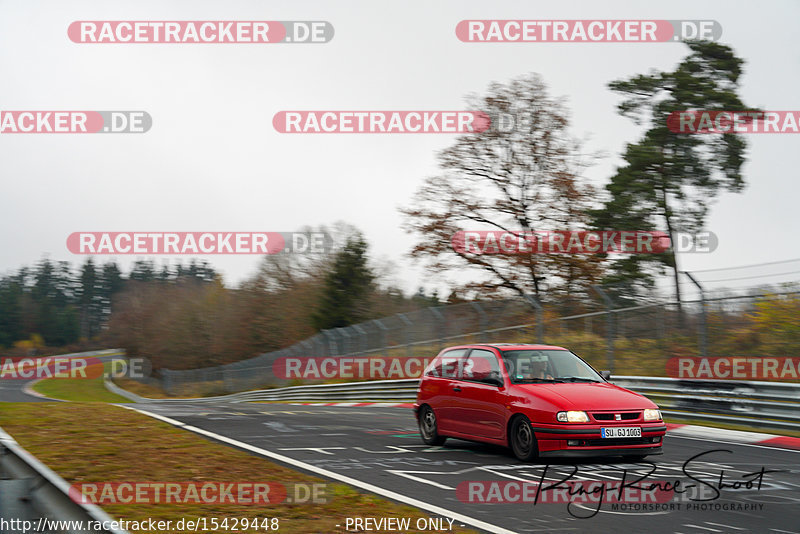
501,349 -> 603,384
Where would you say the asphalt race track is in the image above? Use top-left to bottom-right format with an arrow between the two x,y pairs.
0,379 -> 55,402
123,401 -> 800,534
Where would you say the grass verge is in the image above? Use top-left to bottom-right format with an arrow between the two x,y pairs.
0,403 -> 476,534
31,360 -> 130,403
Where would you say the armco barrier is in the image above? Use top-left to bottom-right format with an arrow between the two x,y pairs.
0,428 -> 129,534
611,376 -> 800,431
112,375 -> 800,431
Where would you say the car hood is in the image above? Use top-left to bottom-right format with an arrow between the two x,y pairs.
511,381 -> 655,410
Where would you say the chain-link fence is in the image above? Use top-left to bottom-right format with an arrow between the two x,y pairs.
149,283 -> 800,395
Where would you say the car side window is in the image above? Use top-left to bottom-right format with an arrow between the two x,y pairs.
462,349 -> 502,385
425,349 -> 467,378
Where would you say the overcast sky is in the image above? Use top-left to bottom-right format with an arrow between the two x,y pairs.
1,0 -> 798,296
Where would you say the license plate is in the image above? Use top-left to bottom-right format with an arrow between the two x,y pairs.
601,427 -> 641,438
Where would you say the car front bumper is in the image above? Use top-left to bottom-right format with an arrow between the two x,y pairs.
532,423 -> 667,456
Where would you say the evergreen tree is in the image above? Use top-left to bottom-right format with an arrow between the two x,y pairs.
592,41 -> 755,302
312,234 -> 375,330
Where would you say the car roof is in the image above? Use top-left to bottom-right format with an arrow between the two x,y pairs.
443,343 -> 568,351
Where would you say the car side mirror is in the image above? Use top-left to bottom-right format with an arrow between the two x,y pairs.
600,370 -> 611,381
485,372 -> 503,387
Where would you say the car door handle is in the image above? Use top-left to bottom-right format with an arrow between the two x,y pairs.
452,386 -> 461,392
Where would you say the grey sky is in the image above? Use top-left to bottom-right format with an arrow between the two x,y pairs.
1,0 -> 798,295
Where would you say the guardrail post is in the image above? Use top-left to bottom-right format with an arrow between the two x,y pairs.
682,271 -> 708,358
523,294 -> 544,343
591,285 -> 615,374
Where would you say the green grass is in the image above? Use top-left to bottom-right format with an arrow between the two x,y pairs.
0,403 -> 477,534
32,360 -> 131,403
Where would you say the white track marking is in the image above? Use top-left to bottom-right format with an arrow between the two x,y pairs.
121,405 -> 519,534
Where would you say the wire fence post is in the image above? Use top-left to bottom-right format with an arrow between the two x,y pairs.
683,271 -> 708,358
351,323 -> 367,355
470,302 -> 488,342
591,285 -> 615,374
429,307 -> 445,349
313,334 -> 325,358
371,319 -> 388,352
322,329 -> 338,356
523,294 -> 544,343
337,327 -> 352,356
398,313 -> 414,357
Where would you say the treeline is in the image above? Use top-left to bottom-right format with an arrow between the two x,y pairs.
0,257 -> 217,353
0,233 -> 439,370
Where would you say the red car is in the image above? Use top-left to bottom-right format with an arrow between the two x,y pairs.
414,344 -> 665,461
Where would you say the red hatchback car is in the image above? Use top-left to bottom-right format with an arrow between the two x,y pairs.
414,344 -> 666,461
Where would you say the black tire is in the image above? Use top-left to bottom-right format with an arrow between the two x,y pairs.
419,405 -> 446,446
510,416 -> 538,461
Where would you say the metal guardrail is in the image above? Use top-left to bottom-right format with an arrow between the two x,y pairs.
112,373 -> 800,431
122,375 -> 800,432
225,378 -> 421,403
0,428 -> 129,534
611,376 -> 800,431
106,377 -> 421,404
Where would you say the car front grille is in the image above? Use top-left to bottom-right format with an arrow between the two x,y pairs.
591,412 -> 640,421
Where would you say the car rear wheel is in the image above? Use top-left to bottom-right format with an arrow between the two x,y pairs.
510,416 -> 538,461
419,405 -> 446,446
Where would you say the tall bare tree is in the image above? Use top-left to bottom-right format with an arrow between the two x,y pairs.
402,73 -> 603,301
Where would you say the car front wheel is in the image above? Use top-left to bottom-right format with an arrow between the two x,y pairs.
419,405 -> 446,446
510,416 -> 538,461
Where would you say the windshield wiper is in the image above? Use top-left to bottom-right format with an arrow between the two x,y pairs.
557,376 -> 602,383
513,378 -> 565,383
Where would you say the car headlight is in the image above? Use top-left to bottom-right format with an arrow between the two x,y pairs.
556,411 -> 589,423
643,409 -> 662,421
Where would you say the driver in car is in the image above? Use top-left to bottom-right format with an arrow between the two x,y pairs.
509,355 -> 554,380
529,356 -> 554,380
